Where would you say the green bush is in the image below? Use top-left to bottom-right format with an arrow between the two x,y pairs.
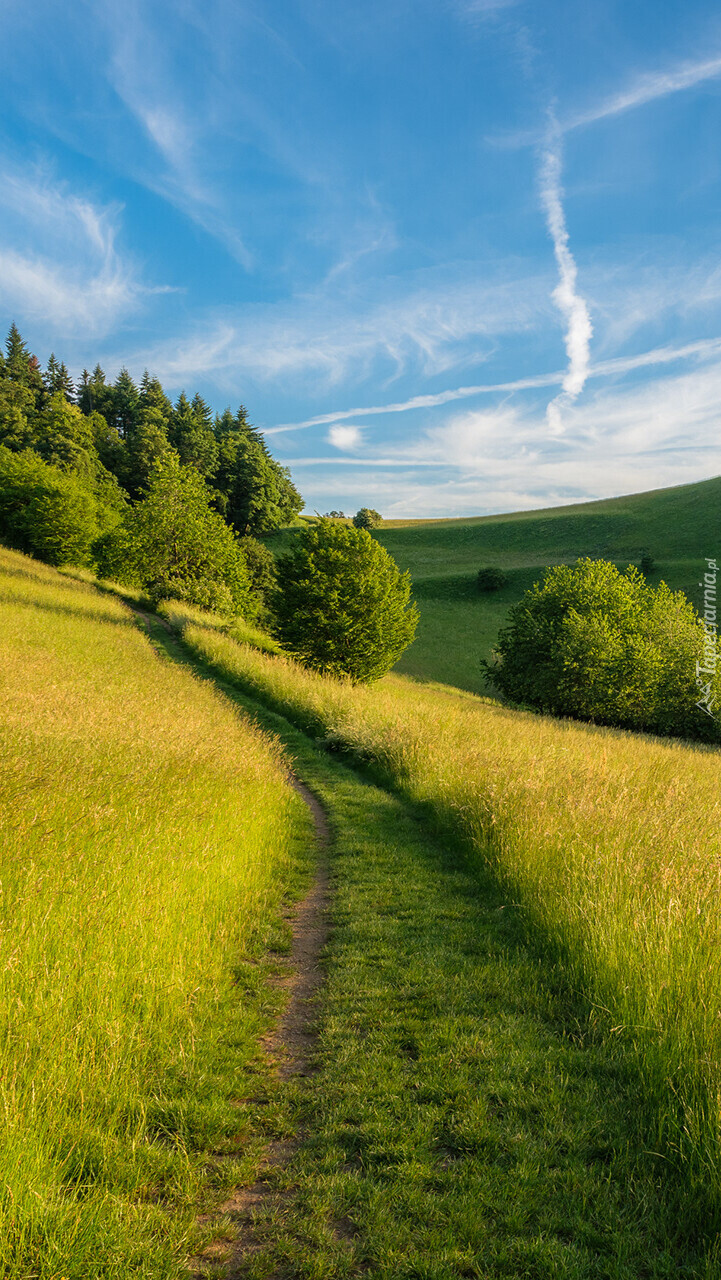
477,566 -> 509,592
484,557 -> 720,741
353,507 -> 382,530
238,535 -> 277,615
272,518 -> 418,683
95,456 -> 255,615
0,446 -> 99,566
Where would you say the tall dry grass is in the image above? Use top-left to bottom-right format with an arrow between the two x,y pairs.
0,548 -> 310,1277
182,621 -> 721,1221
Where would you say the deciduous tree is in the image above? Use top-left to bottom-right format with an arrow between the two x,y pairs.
484,557 -> 720,741
273,519 -> 418,683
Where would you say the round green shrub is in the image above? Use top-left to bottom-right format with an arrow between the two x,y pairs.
477,566 -> 509,592
352,507 -> 382,530
272,518 -> 418,683
483,557 -> 720,741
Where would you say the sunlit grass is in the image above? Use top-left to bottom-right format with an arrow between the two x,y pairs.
0,546 -> 312,1278
180,617 -> 721,1231
156,597 -> 284,654
225,710 -> 706,1277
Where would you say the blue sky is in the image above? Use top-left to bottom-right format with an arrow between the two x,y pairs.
2,0 -> 721,517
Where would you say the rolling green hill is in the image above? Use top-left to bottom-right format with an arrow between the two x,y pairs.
266,475 -> 721,694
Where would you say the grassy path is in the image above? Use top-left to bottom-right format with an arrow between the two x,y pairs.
141,620 -> 708,1278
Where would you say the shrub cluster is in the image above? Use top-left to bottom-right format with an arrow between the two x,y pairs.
477,566 -> 508,592
484,557 -> 720,741
353,507 -> 382,530
95,457 -> 255,615
272,519 -> 418,682
0,447 -> 101,566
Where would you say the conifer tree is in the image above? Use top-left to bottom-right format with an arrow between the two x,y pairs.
112,369 -> 139,438
5,324 -> 30,381
169,391 -> 218,477
42,355 -> 75,404
44,353 -> 62,397
213,405 -> 302,534
138,371 -> 173,422
58,362 -> 75,402
125,408 -> 173,497
5,325 -> 42,401
77,365 -> 113,420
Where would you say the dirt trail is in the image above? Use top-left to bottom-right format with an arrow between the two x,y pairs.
122,601 -> 331,1275
188,773 -> 330,1279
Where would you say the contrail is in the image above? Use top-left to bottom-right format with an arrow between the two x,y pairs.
539,123 -> 592,433
260,336 -> 721,436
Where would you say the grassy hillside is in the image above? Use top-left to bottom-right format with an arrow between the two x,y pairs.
175,615 -> 721,1239
268,476 -> 721,694
0,547 -> 311,1278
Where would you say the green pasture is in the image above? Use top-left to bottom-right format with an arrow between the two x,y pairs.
269,476 -> 721,694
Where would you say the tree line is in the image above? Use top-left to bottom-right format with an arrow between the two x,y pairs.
0,322 -> 420,683
0,322 -> 303,535
0,322 -> 305,617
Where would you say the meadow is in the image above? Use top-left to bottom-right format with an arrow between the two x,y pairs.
265,474 -> 721,693
0,546 -> 312,1278
182,688 -> 702,1278
176,612 -> 721,1243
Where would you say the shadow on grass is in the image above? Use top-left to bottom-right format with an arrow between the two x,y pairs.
141,614 -> 715,1278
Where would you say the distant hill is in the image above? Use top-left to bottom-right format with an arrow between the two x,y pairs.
265,475 -> 721,695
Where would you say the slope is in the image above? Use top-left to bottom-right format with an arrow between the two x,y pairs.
266,474 -> 721,694
0,545 -> 312,1278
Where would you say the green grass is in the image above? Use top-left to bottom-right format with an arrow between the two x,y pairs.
257,742 -> 708,1277
0,546 -> 313,1278
158,628 -> 714,1276
173,618 -> 721,1252
268,475 -> 721,694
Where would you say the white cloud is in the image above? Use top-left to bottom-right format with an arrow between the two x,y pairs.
491,51 -> 721,149
453,0 -> 519,20
409,358 -> 721,473
281,357 -> 721,517
328,423 -> 363,449
266,371 -> 561,435
122,269 -> 549,393
566,52 -> 721,133
105,4 -> 254,268
263,333 -> 721,436
0,165 -> 155,334
538,127 -> 593,433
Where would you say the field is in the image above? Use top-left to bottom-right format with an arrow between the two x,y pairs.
6,539 -> 721,1274
0,546 -> 311,1277
176,612 -> 721,1255
265,475 -> 721,693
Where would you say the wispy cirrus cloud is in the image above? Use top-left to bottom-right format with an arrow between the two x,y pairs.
538,123 -> 592,433
565,51 -> 721,133
279,357 -> 721,517
104,3 -> 255,268
122,269 -> 549,393
0,163 -> 161,334
264,335 -> 721,435
492,50 -> 721,149
452,0 -> 520,21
